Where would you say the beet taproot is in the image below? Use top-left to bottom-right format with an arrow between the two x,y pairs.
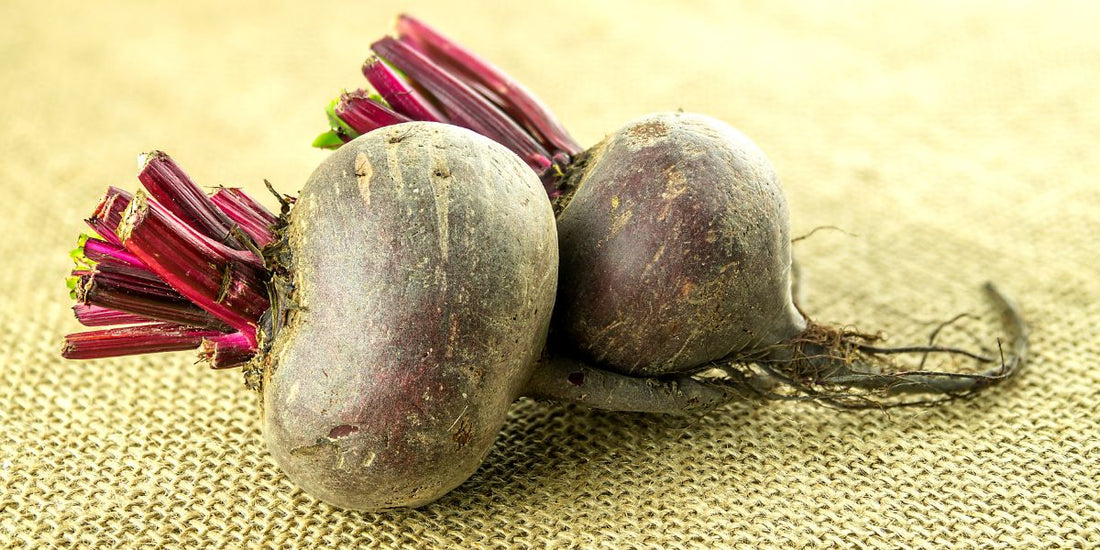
258,123 -> 558,509
554,112 -> 802,375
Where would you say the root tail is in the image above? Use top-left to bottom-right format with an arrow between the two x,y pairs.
709,282 -> 1028,409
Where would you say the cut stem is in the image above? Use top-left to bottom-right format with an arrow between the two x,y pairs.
395,14 -> 583,157
75,263 -> 231,330
362,56 -> 445,122
62,324 -> 224,359
316,15 -> 582,193
82,237 -> 147,269
138,151 -> 247,250
371,36 -> 552,168
210,187 -> 278,248
65,151 -> 276,368
335,89 -> 413,135
118,191 -> 269,345
200,332 -> 255,369
85,187 -> 133,246
73,304 -> 155,327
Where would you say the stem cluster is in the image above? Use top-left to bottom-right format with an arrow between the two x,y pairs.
314,15 -> 582,195
63,153 -> 278,368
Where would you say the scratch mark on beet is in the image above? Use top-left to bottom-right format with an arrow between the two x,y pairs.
354,152 -> 373,206
328,424 -> 360,439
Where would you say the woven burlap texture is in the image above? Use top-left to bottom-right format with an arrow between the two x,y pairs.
2,0 -> 1097,547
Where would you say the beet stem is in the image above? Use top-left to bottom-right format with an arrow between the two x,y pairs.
62,323 -> 224,360
85,187 -> 133,246
118,192 -> 269,345
335,89 -> 414,136
316,15 -> 582,192
370,36 -> 552,168
200,331 -> 255,369
210,187 -> 278,248
75,265 -> 233,330
362,56 -> 446,123
138,151 -> 248,250
65,153 -> 276,367
394,14 -> 583,157
81,236 -> 147,269
72,304 -> 155,327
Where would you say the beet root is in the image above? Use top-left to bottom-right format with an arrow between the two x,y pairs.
260,122 -> 558,510
555,112 -> 804,375
551,112 -> 1026,407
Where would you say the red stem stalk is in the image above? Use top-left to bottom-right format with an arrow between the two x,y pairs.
362,57 -> 445,122
336,90 -> 414,135
62,324 -> 224,360
72,304 -> 155,327
210,187 -> 278,248
138,151 -> 246,249
394,14 -> 583,157
118,192 -> 268,345
85,187 -> 133,246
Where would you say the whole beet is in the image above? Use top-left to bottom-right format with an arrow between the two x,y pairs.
262,122 -> 558,510
550,112 -> 1024,398
555,112 -> 804,375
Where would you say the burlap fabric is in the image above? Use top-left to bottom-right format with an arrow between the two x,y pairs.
2,1 -> 1096,547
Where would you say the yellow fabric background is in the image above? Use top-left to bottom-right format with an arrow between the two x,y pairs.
2,0 -> 1097,546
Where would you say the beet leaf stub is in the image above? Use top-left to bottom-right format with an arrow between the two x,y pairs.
63,152 -> 277,368
314,14 -> 583,196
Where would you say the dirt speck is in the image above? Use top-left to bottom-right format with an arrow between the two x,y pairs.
627,120 -> 670,141
451,417 -> 473,446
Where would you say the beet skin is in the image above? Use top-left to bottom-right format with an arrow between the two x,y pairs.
261,123 -> 558,510
555,113 -> 805,375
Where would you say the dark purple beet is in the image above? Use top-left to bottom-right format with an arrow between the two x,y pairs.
554,112 -> 804,375
261,122 -> 558,510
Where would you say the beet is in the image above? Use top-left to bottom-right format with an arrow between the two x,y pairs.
261,123 -> 558,509
62,122 -> 565,510
549,112 -> 1029,405
60,15 -> 1031,513
555,112 -> 803,375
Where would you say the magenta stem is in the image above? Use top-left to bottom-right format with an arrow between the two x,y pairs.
62,324 -> 224,360
371,36 -> 552,168
138,151 -> 245,249
318,15 -> 582,192
119,192 -> 268,345
210,187 -> 277,248
83,237 -> 147,269
395,14 -> 583,157
76,264 -> 232,330
336,90 -> 414,135
85,187 -> 133,246
362,57 -> 445,122
73,304 -> 155,327
201,331 -> 255,369
65,151 -> 276,367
